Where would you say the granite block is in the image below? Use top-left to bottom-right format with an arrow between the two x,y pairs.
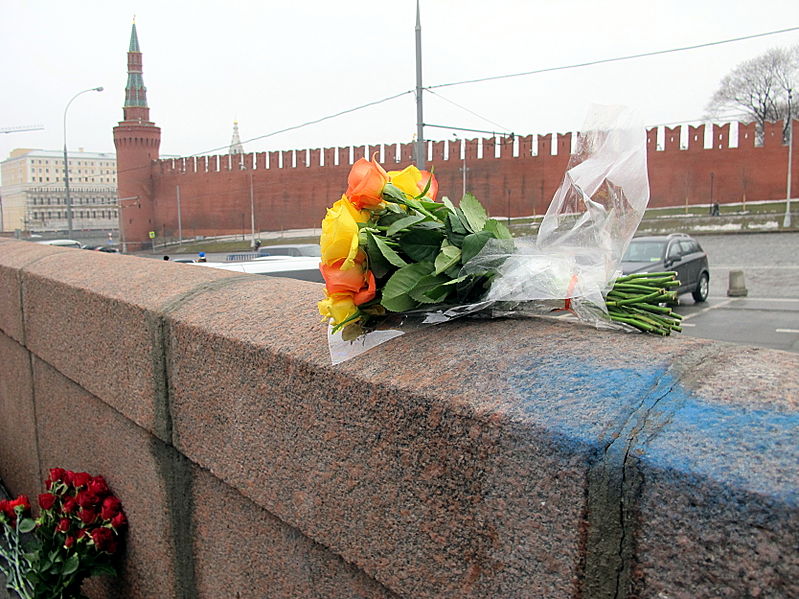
0,333 -> 40,499
32,357 -> 183,599
20,245 -> 241,440
0,240 -> 73,343
625,345 -> 799,598
191,463 -> 399,599
163,278 -> 700,598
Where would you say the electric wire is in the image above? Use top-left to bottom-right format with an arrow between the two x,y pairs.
426,26 -> 799,90
424,89 -> 513,133
189,90 -> 414,157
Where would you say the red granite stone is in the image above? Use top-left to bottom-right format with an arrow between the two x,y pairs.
163,278 -> 691,598
191,462 -> 399,599
0,240 -> 73,343
0,333 -> 40,499
32,357 -> 180,599
19,244 -> 240,440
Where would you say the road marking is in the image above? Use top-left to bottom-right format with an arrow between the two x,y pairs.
713,265 -> 799,270
680,323 -> 696,327
681,298 -> 735,321
776,329 -> 799,334
708,297 -> 799,303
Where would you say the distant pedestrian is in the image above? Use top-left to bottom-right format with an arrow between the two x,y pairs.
711,202 -> 720,216
254,239 -> 262,251
196,252 -> 207,263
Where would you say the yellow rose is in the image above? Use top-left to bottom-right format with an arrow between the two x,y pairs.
320,195 -> 368,270
387,165 -> 422,198
318,293 -> 358,326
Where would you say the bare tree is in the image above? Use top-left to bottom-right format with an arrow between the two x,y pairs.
706,46 -> 798,142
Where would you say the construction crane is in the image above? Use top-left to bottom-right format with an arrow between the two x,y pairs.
0,125 -> 45,134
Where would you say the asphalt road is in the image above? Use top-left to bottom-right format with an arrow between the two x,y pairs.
673,232 -> 799,353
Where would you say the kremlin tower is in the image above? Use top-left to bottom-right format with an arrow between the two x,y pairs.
113,20 -> 161,251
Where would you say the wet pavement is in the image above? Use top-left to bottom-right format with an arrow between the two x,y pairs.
673,232 -> 799,353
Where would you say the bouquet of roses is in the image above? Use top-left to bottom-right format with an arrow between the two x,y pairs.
0,468 -> 126,599
317,107 -> 682,362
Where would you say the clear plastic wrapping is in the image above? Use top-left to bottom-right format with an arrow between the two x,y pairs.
329,105 -> 650,364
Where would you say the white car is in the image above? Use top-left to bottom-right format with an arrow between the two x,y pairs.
36,239 -> 82,249
191,255 -> 323,283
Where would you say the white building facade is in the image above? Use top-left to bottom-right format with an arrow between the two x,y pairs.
0,148 -> 118,233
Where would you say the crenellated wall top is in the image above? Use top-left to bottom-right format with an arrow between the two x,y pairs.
156,119 -> 797,174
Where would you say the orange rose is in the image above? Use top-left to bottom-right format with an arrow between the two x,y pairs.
321,259 -> 376,306
353,270 -> 376,306
419,170 -> 438,201
346,157 -> 388,210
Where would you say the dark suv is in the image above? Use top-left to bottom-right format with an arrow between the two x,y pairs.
621,233 -> 710,302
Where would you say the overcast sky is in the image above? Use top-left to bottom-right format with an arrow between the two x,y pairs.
1,0 -> 797,163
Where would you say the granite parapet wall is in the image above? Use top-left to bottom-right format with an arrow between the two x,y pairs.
0,238 -> 797,598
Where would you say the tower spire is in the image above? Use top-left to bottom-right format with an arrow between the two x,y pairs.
123,20 -> 149,122
114,19 -> 161,252
230,121 -> 244,155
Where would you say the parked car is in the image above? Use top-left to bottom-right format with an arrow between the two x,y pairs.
191,255 -> 323,283
621,233 -> 710,302
35,239 -> 82,249
82,245 -> 120,253
257,244 -> 320,258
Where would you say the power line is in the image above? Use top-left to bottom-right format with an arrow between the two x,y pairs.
189,90 -> 414,157
426,26 -> 799,90
424,89 -> 512,133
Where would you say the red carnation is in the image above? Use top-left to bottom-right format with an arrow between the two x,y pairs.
77,508 -> 97,525
38,493 -> 57,511
110,512 -> 127,530
88,476 -> 109,497
76,529 -> 87,540
56,518 -> 70,533
90,527 -> 115,553
76,491 -> 99,509
61,497 -> 78,514
47,467 -> 67,485
64,536 -> 75,549
9,496 -> 31,517
71,472 -> 91,488
100,496 -> 122,520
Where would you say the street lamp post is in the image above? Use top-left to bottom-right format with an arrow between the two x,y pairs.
63,86 -> 103,237
784,88 -> 794,229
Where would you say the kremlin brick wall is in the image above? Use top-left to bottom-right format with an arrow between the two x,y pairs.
133,119 -> 795,244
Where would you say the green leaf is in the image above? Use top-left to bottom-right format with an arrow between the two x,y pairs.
63,553 -> 79,576
381,183 -> 408,203
381,263 -> 432,312
482,218 -> 513,240
441,196 -> 458,214
386,214 -> 426,236
461,231 -> 495,264
434,244 -> 462,275
459,193 -> 488,233
445,212 -> 469,247
368,232 -> 408,268
17,518 -> 36,533
408,273 -> 452,304
399,228 -> 444,263
90,563 -> 117,577
364,232 -> 393,279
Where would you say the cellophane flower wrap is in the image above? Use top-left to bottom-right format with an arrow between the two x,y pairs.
0,468 -> 127,599
319,106 -> 681,364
